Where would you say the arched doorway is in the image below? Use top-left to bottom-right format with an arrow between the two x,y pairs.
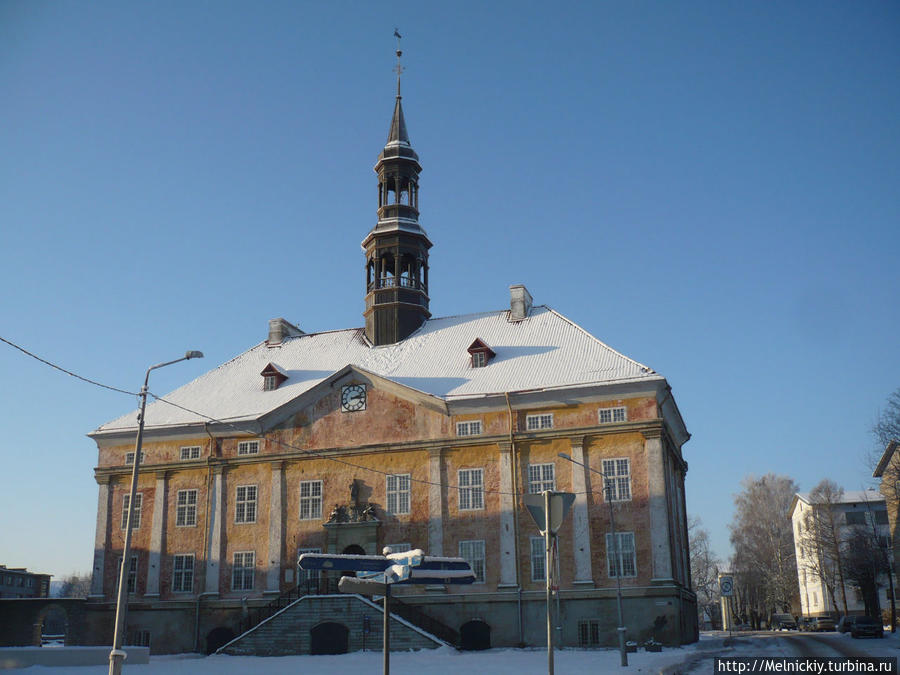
36,604 -> 68,646
460,620 -> 491,651
340,544 -> 366,579
310,622 -> 349,655
205,626 -> 235,654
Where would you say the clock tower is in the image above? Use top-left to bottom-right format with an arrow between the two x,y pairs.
363,45 -> 431,346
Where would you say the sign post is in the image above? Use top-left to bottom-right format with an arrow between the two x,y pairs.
300,549 -> 474,675
718,573 -> 734,636
524,490 -> 575,675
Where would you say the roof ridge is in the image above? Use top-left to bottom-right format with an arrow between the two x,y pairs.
543,306 -> 656,374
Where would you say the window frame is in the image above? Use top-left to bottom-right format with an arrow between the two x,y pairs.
124,451 -> 145,465
299,480 -> 323,520
386,473 -> 411,516
297,547 -> 321,588
179,446 -> 201,461
237,440 -> 260,456
232,551 -> 255,591
527,463 -> 556,494
116,555 -> 138,594
471,351 -> 487,368
459,539 -> 486,584
598,406 -> 627,424
176,489 -> 198,527
525,413 -> 554,431
458,468 -> 485,511
121,493 -> 143,530
578,619 -> 603,648
530,536 -> 546,582
235,485 -> 258,524
456,420 -> 483,437
601,458 -> 632,502
172,554 -> 194,593
606,531 -> 637,578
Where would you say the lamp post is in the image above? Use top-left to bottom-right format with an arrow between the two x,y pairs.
558,452 -> 628,666
109,351 -> 203,675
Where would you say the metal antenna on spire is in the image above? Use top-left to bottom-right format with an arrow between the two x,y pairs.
393,28 -> 403,97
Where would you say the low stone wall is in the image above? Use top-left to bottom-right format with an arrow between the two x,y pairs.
0,646 -> 149,669
220,594 -> 446,656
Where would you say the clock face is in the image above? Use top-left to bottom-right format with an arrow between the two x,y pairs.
341,384 -> 367,412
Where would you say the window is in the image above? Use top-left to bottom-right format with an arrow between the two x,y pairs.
459,540 -> 485,583
180,446 -> 201,460
263,375 -> 279,391
176,489 -> 198,527
300,480 -> 323,520
601,458 -> 632,502
531,537 -> 546,582
528,463 -> 555,494
386,474 -> 411,515
116,556 -> 138,594
526,413 -> 553,431
121,493 -> 142,529
297,547 -> 321,588
472,351 -> 487,368
237,440 -> 260,456
235,485 -> 257,524
458,468 -> 484,510
578,619 -> 602,648
599,406 -> 627,424
875,510 -> 889,525
172,554 -> 194,593
232,551 -> 255,591
845,511 -> 866,525
606,532 -> 636,578
128,630 -> 151,648
456,420 -> 483,436
124,451 -> 145,465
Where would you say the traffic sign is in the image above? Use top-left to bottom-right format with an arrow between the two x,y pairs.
524,491 -> 576,534
719,575 -> 734,597
299,553 -> 394,572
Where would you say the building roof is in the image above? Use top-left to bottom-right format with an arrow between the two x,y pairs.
790,489 -> 885,518
92,305 -> 663,435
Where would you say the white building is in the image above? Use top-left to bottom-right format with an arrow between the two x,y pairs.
789,489 -> 891,617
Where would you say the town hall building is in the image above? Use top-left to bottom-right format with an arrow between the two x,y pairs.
85,58 -> 696,655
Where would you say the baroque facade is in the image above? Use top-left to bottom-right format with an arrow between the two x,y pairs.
87,66 -> 695,653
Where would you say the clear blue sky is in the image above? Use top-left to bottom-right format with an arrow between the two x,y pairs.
1,1 -> 898,580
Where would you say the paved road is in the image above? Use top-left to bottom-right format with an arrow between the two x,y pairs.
664,631 -> 896,674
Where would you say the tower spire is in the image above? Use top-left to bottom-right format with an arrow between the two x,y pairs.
363,33 -> 432,346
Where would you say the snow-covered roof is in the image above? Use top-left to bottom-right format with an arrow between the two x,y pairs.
794,489 -> 884,507
93,306 -> 662,435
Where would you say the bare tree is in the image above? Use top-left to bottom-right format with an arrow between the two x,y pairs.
797,480 -> 849,616
729,474 -> 800,625
873,388 -> 900,449
57,572 -> 91,598
689,516 -> 721,627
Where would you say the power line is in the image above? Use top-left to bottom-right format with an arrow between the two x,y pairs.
149,392 -> 607,498
0,334 -> 138,396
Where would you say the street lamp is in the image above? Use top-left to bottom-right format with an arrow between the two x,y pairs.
558,452 -> 628,667
109,351 -> 203,675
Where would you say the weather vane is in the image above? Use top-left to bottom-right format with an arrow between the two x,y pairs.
393,28 -> 403,96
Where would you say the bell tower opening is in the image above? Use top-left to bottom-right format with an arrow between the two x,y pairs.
363,40 -> 432,346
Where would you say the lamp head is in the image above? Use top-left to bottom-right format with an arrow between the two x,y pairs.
558,452 -> 572,460
185,350 -> 204,360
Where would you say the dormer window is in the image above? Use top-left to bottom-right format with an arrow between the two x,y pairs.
260,363 -> 288,391
467,339 -> 495,368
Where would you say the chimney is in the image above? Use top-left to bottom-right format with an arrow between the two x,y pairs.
509,284 -> 533,321
267,318 -> 304,346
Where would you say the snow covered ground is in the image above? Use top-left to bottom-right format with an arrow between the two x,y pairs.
8,632 -> 899,674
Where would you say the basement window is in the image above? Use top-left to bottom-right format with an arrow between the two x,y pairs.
467,339 -> 495,368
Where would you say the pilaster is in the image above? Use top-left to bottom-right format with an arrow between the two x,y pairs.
89,475 -> 111,598
569,436 -> 594,586
204,464 -> 225,595
145,470 -> 168,597
266,461 -> 284,593
643,429 -> 673,581
498,442 -> 517,587
427,447 -> 444,557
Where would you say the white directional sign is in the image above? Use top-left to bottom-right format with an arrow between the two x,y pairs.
524,491 -> 576,535
719,575 -> 734,597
